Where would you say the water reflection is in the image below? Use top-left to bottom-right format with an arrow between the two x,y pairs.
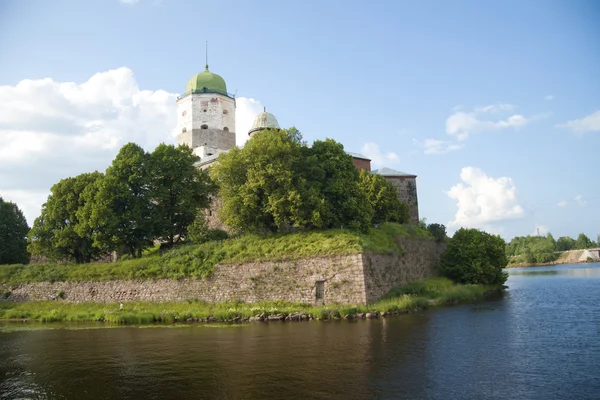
0,317 -> 434,400
509,262 -> 600,278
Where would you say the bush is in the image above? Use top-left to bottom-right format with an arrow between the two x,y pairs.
426,223 -> 447,243
439,228 -> 508,285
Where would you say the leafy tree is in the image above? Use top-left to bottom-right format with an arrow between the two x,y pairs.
426,223 -> 447,243
211,128 -> 322,232
28,172 -> 104,263
439,228 -> 508,285
359,170 -> 408,225
149,144 -> 216,245
308,139 -> 372,232
212,128 -> 326,233
0,197 -> 29,265
82,143 -> 154,258
574,233 -> 594,250
556,236 -> 575,251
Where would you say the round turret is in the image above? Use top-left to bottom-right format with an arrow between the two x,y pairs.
248,110 -> 280,137
185,65 -> 228,95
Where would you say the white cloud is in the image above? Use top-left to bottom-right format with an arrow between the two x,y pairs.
447,167 -> 525,229
544,95 -> 554,101
556,110 -> 600,133
575,195 -> 587,206
422,138 -> 463,155
234,97 -> 263,146
533,225 -> 549,236
557,200 -> 567,207
360,142 -> 399,167
474,103 -> 515,113
445,103 -> 536,141
0,68 -> 178,223
0,68 -> 265,225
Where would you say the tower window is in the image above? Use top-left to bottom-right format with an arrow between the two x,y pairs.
182,127 -> 187,133
223,109 -> 228,115
203,109 -> 207,112
223,127 -> 229,132
182,111 -> 187,116
201,124 -> 208,129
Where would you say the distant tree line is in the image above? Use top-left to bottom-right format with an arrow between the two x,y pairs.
506,232 -> 598,264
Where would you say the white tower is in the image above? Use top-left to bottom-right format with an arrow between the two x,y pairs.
176,63 -> 236,159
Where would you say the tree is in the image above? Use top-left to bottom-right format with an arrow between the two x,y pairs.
212,129 -> 374,233
359,170 -> 408,225
28,172 -> 104,263
82,143 -> 154,258
0,197 -> 29,265
556,236 -> 575,251
149,144 -> 216,245
439,228 -> 508,285
212,128 -> 322,233
426,223 -> 447,243
308,139 -> 372,232
574,233 -> 594,250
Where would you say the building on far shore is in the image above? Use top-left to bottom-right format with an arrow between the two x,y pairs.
176,64 -> 419,227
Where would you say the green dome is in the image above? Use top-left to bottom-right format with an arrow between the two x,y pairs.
185,65 -> 227,95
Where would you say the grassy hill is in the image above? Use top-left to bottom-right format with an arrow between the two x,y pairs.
1,223 -> 432,287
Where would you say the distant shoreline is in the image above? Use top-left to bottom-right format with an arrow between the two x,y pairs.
506,259 -> 598,269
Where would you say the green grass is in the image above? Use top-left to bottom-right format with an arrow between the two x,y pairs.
0,278 -> 501,324
0,223 -> 433,286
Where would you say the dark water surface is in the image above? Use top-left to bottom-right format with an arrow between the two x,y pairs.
1,263 -> 599,399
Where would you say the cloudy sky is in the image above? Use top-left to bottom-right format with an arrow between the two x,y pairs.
0,0 -> 598,240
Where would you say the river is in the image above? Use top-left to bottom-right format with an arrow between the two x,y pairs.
1,262 -> 599,399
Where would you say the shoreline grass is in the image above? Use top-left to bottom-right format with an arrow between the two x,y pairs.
0,278 -> 503,325
0,223 -> 433,287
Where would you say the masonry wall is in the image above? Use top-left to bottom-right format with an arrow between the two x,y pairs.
362,238 -> 446,303
352,158 -> 371,171
4,238 -> 444,305
385,177 -> 419,225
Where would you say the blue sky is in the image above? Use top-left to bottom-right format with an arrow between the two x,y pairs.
0,0 -> 598,241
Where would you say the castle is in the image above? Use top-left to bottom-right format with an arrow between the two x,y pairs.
175,64 -> 420,226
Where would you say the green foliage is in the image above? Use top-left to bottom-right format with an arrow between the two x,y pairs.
359,170 -> 408,225
426,223 -> 447,243
556,236 -> 576,251
212,128 -> 323,233
440,228 -> 508,285
0,197 -> 30,265
505,233 -> 558,264
0,223 -> 427,286
309,139 -> 372,232
212,129 -> 373,234
28,172 -> 104,263
148,144 -> 216,245
574,233 -> 594,250
186,213 -> 228,244
81,143 -> 154,258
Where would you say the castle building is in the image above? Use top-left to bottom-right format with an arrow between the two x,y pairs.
176,64 -> 236,160
177,65 -> 419,225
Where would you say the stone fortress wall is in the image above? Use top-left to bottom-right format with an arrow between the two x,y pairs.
5,238 -> 445,306
386,177 -> 419,225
